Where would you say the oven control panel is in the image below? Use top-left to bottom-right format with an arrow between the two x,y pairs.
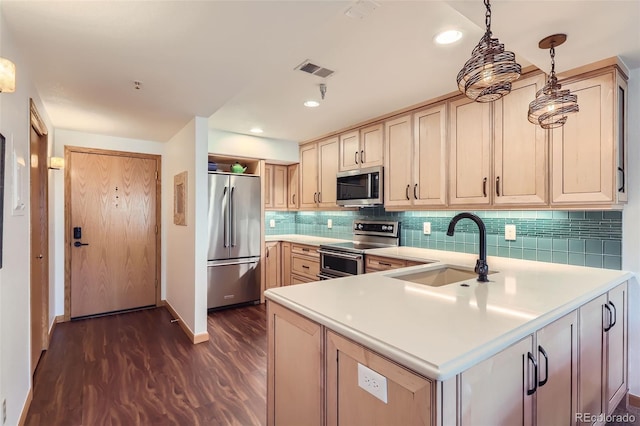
353,220 -> 399,238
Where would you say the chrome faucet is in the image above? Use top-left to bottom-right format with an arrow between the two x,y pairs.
446,212 -> 489,282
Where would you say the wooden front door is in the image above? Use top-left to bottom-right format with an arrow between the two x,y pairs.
68,148 -> 159,318
29,101 -> 49,374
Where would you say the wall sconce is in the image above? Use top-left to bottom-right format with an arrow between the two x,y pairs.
49,157 -> 65,170
0,57 -> 16,93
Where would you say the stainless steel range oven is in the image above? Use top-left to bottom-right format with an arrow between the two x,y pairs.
317,220 -> 400,280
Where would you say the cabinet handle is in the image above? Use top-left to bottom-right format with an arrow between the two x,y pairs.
405,185 -> 410,200
355,151 -> 359,164
527,352 -> 538,396
618,167 -> 625,193
360,150 -> 365,164
314,192 -> 318,203
609,301 -> 617,329
538,345 -> 549,387
292,194 -> 296,204
413,184 -> 418,200
379,262 -> 392,267
482,177 -> 487,197
496,176 -> 500,197
302,265 -> 310,269
603,303 -> 613,332
318,192 -> 322,203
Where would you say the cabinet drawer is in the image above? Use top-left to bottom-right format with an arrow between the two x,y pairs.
291,254 -> 320,280
366,255 -> 406,271
291,244 -> 319,258
291,274 -> 314,285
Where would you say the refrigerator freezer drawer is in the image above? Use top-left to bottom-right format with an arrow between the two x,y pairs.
207,259 -> 260,309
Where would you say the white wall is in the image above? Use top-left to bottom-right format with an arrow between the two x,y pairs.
164,117 -> 209,338
0,11 -> 52,424
52,129 -> 166,313
208,128 -> 299,163
622,66 -> 640,395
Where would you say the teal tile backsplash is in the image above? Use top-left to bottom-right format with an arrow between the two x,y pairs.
265,209 -> 623,270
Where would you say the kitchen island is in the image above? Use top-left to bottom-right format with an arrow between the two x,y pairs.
265,248 -> 633,426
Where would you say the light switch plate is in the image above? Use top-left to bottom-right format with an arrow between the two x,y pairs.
328,219 -> 332,229
269,219 -> 275,228
505,224 -> 516,241
357,363 -> 388,403
423,222 -> 431,235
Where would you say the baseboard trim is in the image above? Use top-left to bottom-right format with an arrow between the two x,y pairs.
163,300 -> 209,344
18,388 -> 33,426
629,393 -> 640,408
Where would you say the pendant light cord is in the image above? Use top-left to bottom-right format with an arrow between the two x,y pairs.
484,0 -> 492,36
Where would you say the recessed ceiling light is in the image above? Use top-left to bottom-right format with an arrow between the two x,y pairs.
434,30 -> 463,45
304,100 -> 320,108
250,127 -> 264,134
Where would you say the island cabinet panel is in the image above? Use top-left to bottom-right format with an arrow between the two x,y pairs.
267,302 -> 323,426
326,331 -> 434,426
459,336 -> 533,426
448,97 -> 492,206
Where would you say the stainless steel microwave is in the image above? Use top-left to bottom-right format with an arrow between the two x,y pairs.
336,166 -> 383,206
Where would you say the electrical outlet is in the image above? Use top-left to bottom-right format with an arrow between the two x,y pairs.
327,219 -> 332,229
423,222 -> 431,235
505,224 -> 516,241
357,363 -> 388,403
269,219 -> 275,228
2,398 -> 6,425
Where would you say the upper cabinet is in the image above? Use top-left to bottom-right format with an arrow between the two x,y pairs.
339,123 -> 384,172
287,164 -> 299,210
299,137 -> 339,209
450,73 -> 548,207
550,66 -> 627,206
384,104 -> 447,208
265,164 -> 291,211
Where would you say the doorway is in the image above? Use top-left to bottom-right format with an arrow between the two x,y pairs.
65,147 -> 161,319
29,99 -> 49,374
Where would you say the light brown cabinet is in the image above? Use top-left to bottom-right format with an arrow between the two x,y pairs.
290,243 -> 320,283
385,104 -> 447,208
264,242 -> 281,291
339,123 -> 384,172
267,302 -> 323,426
300,137 -> 339,209
365,255 -> 424,273
287,164 -> 299,210
281,242 -> 291,286
264,164 -> 288,210
326,330 -> 433,426
578,282 -> 628,424
551,67 -> 628,206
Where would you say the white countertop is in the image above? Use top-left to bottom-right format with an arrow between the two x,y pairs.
265,234 -> 349,246
265,246 -> 633,380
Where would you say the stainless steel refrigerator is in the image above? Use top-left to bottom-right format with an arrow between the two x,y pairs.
207,172 -> 261,309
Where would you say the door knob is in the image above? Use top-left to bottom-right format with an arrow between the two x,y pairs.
36,254 -> 43,259
73,241 -> 89,247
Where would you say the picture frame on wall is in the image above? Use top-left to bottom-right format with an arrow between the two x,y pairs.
174,171 -> 187,226
0,133 -> 6,268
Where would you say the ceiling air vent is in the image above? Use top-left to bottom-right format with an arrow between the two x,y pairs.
295,60 -> 334,79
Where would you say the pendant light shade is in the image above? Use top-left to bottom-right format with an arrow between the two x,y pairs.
0,57 -> 16,93
457,0 -> 521,103
528,34 -> 579,129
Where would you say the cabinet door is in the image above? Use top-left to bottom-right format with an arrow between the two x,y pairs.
326,331 -> 433,426
384,114 -> 413,207
339,130 -> 360,171
494,74 -> 547,206
606,282 -> 627,413
264,164 -> 274,208
449,97 -> 491,205
281,242 -> 291,286
272,165 -> 288,210
318,137 -> 339,207
360,123 -> 384,168
536,311 -> 577,426
300,143 -> 318,209
459,336 -> 533,426
287,164 -> 299,210
551,73 -> 614,204
267,302 -> 323,426
578,293 -> 607,423
413,104 -> 447,206
265,242 -> 281,290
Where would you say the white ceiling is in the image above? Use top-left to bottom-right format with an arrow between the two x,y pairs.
2,1 -> 639,143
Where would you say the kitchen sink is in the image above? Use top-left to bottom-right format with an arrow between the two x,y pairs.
388,266 -> 496,287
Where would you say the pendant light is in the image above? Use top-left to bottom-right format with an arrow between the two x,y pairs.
457,0 -> 521,103
527,34 -> 579,129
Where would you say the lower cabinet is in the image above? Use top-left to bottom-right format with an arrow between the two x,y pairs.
326,331 -> 434,426
265,242 -> 281,292
281,242 -> 291,286
290,243 -> 320,283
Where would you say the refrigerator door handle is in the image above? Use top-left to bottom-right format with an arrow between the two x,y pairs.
223,186 -> 229,248
231,186 -> 236,247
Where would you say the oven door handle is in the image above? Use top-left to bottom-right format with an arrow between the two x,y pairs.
318,273 -> 340,280
318,249 -> 364,261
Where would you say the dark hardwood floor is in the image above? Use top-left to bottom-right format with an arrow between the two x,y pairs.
26,304 -> 267,426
